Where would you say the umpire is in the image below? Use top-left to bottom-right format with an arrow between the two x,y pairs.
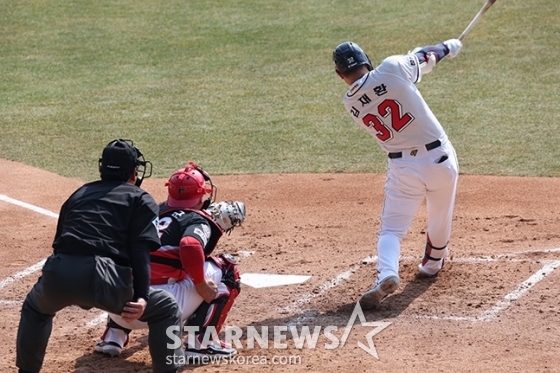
16,139 -> 184,373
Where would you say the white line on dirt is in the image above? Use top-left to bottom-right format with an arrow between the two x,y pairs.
1,193 -> 560,326
87,312 -> 109,327
417,260 -> 560,322
0,194 -> 59,219
279,256 -> 377,314
0,195 -> 57,291
477,260 -> 560,321
0,259 -> 46,290
0,300 -> 23,306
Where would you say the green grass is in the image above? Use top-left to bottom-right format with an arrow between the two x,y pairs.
0,0 -> 559,180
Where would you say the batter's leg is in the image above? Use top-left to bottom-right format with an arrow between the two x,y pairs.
377,169 -> 425,281
421,146 -> 459,275
418,235 -> 449,276
425,164 -> 457,247
360,169 -> 425,309
376,234 -> 401,281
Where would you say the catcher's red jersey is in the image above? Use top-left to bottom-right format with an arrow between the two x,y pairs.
150,205 -> 222,282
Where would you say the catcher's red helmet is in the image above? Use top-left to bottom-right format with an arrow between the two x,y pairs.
165,162 -> 215,209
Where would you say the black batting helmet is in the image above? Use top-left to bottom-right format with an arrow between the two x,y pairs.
99,139 -> 152,187
333,42 -> 373,74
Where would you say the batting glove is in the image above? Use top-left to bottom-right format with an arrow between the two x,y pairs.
443,39 -> 462,58
420,52 -> 437,75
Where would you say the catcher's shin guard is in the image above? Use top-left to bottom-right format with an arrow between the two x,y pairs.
184,295 -> 229,346
419,236 -> 448,276
185,254 -> 241,345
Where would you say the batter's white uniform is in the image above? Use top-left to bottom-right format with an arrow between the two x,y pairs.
342,53 -> 459,280
109,261 -> 228,330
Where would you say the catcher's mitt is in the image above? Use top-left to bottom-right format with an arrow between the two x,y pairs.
206,201 -> 246,234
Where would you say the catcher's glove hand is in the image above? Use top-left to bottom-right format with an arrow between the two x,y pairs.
206,201 -> 246,234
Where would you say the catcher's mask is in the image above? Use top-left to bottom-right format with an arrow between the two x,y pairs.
165,162 -> 216,210
206,201 -> 246,235
99,139 -> 152,187
333,41 -> 373,75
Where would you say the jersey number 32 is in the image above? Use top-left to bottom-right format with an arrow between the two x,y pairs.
362,99 -> 414,142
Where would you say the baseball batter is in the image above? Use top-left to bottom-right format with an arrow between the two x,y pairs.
333,39 -> 462,309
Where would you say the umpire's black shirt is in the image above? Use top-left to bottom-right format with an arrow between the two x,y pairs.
53,180 -> 160,266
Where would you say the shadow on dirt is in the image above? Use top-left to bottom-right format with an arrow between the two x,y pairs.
236,274 -> 438,342
71,275 -> 437,371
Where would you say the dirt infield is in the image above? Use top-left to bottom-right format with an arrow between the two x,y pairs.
1,158 -> 560,373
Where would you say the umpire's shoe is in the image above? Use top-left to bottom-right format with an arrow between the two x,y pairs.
359,275 -> 400,310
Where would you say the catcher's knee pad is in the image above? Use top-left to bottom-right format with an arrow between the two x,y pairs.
185,254 -> 240,339
184,296 -> 228,344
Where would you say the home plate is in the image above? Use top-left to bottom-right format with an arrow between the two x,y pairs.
240,273 -> 311,288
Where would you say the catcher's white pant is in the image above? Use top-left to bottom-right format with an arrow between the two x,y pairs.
376,138 -> 458,281
110,261 -> 227,330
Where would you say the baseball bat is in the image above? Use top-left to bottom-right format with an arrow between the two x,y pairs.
458,0 -> 498,41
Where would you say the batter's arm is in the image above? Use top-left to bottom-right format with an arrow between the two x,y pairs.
413,43 -> 449,65
413,39 -> 463,64
410,39 -> 462,82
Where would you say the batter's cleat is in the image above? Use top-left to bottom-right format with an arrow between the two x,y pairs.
359,275 -> 400,310
94,340 -> 124,357
418,258 -> 445,277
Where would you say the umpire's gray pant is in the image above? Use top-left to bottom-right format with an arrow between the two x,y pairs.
16,254 -> 184,373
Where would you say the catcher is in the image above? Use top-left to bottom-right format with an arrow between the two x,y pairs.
95,162 -> 245,360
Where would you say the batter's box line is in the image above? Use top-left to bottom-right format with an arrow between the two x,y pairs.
414,260 -> 560,322
279,250 -> 560,321
279,255 -> 378,315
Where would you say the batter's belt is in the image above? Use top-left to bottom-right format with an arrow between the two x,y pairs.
387,139 -> 441,159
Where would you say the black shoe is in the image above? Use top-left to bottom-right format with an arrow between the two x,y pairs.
185,343 -> 237,360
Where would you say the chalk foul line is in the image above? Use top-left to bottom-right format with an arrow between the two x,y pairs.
0,259 -> 47,291
0,194 -> 59,219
